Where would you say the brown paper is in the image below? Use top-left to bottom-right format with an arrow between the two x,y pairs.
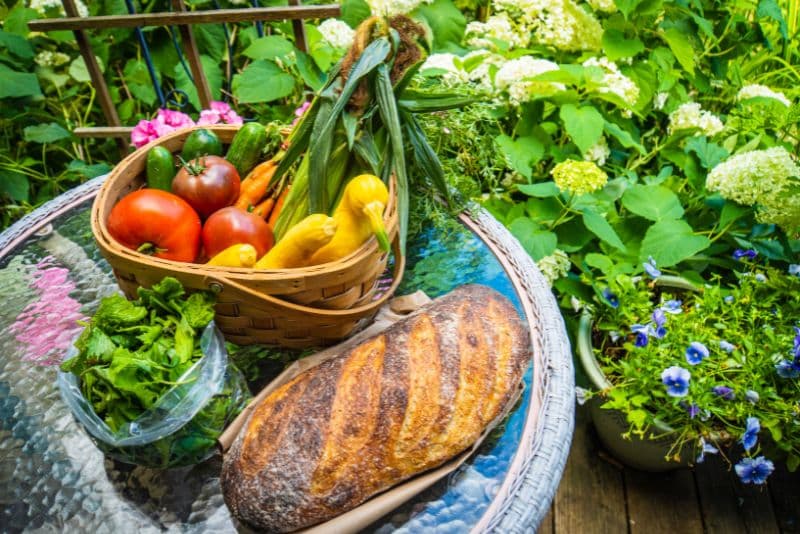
218,290 -> 524,534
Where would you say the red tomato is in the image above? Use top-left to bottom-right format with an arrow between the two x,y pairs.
202,207 -> 274,259
172,155 -> 240,218
107,189 -> 201,262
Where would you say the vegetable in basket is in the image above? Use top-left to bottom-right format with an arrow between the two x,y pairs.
59,277 -> 251,468
145,146 -> 176,191
207,244 -> 258,268
172,155 -> 241,219
106,189 -> 201,262
181,128 -> 223,160
226,122 -> 268,177
255,214 -> 337,269
202,206 -> 274,258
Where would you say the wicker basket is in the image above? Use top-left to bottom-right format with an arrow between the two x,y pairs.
91,125 -> 403,348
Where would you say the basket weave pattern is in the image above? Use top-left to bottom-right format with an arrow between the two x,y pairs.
91,126 -> 403,348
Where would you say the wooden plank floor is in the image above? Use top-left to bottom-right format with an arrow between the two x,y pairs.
543,406 -> 800,533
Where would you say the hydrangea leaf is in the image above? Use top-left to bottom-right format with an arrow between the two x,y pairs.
233,59 -> 296,104
640,219 -> 711,267
602,29 -> 645,61
242,35 -> 295,61
662,27 -> 695,75
604,121 -> 645,155
560,104 -> 604,155
414,0 -> 466,52
0,169 -> 29,202
518,182 -> 559,198
581,208 -> 627,252
757,0 -> 789,41
0,64 -> 41,98
685,137 -> 729,170
508,217 -> 557,261
622,184 -> 684,221
496,134 -> 544,180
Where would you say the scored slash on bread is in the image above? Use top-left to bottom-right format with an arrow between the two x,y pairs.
221,284 -> 532,532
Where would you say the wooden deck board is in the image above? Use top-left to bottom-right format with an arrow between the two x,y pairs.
546,406 -> 799,534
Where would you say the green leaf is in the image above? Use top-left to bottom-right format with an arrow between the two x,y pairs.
582,208 -> 627,251
604,121 -> 645,154
123,59 -> 156,106
0,29 -> 34,60
662,27 -> 695,75
616,0 -> 642,19
295,50 -> 325,90
639,220 -> 711,267
3,7 -> 38,36
601,29 -> 644,61
414,0 -> 466,52
757,0 -> 789,40
68,56 -> 104,83
518,182 -> 559,198
621,185 -> 684,221
23,122 -> 71,143
496,134 -> 544,180
0,169 -> 29,202
232,59 -> 295,104
0,64 -> 41,98
720,201 -> 750,228
243,35 -> 295,60
193,24 -> 227,61
174,55 -> 223,110
560,104 -> 604,155
685,137 -> 729,170
508,217 -> 557,261
340,0 -> 371,28
585,253 -> 614,274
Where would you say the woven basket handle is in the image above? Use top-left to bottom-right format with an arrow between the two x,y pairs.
203,235 -> 405,320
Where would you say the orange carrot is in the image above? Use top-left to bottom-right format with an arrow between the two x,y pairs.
268,185 -> 290,228
251,197 -> 275,219
234,160 -> 276,210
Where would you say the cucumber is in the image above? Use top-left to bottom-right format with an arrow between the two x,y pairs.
226,122 -> 268,176
181,128 -> 223,161
146,146 -> 176,191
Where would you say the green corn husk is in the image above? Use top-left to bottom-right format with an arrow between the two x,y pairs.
270,15 -> 476,256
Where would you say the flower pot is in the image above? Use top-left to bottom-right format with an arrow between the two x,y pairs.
577,276 -> 700,472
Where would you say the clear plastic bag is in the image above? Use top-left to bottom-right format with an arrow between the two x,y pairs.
58,322 -> 251,468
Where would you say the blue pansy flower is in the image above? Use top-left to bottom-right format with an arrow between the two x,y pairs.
735,456 -> 774,484
696,437 -> 719,463
712,385 -> 735,400
602,288 -> 619,308
661,366 -> 690,397
754,273 -> 767,282
643,256 -> 661,278
631,324 -> 650,347
741,416 -> 760,452
794,326 -> 800,351
775,359 -> 800,378
661,299 -> 682,314
732,249 -> 758,261
724,295 -> 735,304
685,341 -> 710,365
789,264 -> 800,277
745,390 -> 759,404
719,340 -> 735,353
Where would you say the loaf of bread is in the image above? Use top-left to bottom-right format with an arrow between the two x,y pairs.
221,284 -> 530,532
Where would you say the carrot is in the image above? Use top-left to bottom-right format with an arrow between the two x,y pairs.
234,160 -> 276,211
268,185 -> 290,229
251,197 -> 275,219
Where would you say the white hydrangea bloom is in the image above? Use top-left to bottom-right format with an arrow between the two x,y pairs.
463,50 -> 505,90
587,0 -> 618,12
537,249 -> 571,285
366,0 -> 432,16
706,147 -> 800,230
584,136 -> 611,166
668,102 -> 724,136
317,19 -> 355,49
466,14 -> 528,49
420,53 -> 470,85
34,50 -> 71,67
737,84 -> 791,107
583,57 -> 639,107
29,0 -> 88,16
534,1 -> 603,51
495,56 -> 563,104
654,92 -> 669,111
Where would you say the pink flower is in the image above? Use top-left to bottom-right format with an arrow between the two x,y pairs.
291,100 -> 312,126
9,257 -> 88,366
197,101 -> 243,126
130,109 -> 196,148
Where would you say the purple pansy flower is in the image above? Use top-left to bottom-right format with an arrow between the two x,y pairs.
631,324 -> 650,347
719,340 -> 735,353
643,256 -> 661,278
732,249 -> 758,261
661,366 -> 690,397
685,341 -> 710,365
602,288 -> 619,308
735,456 -> 774,484
712,385 -> 735,400
696,437 -> 719,463
681,402 -> 700,419
741,416 -> 760,452
661,299 -> 682,314
651,308 -> 667,338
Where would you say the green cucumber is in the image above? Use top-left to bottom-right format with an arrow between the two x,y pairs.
181,128 -> 223,161
146,146 -> 176,191
226,122 -> 268,176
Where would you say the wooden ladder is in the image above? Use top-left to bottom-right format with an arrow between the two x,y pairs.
28,0 -> 340,152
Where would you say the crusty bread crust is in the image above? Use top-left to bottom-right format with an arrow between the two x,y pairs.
221,284 -> 531,532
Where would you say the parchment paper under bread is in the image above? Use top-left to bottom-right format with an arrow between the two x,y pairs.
218,290 -> 526,534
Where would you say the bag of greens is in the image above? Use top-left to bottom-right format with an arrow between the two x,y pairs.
57,277 -> 251,468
